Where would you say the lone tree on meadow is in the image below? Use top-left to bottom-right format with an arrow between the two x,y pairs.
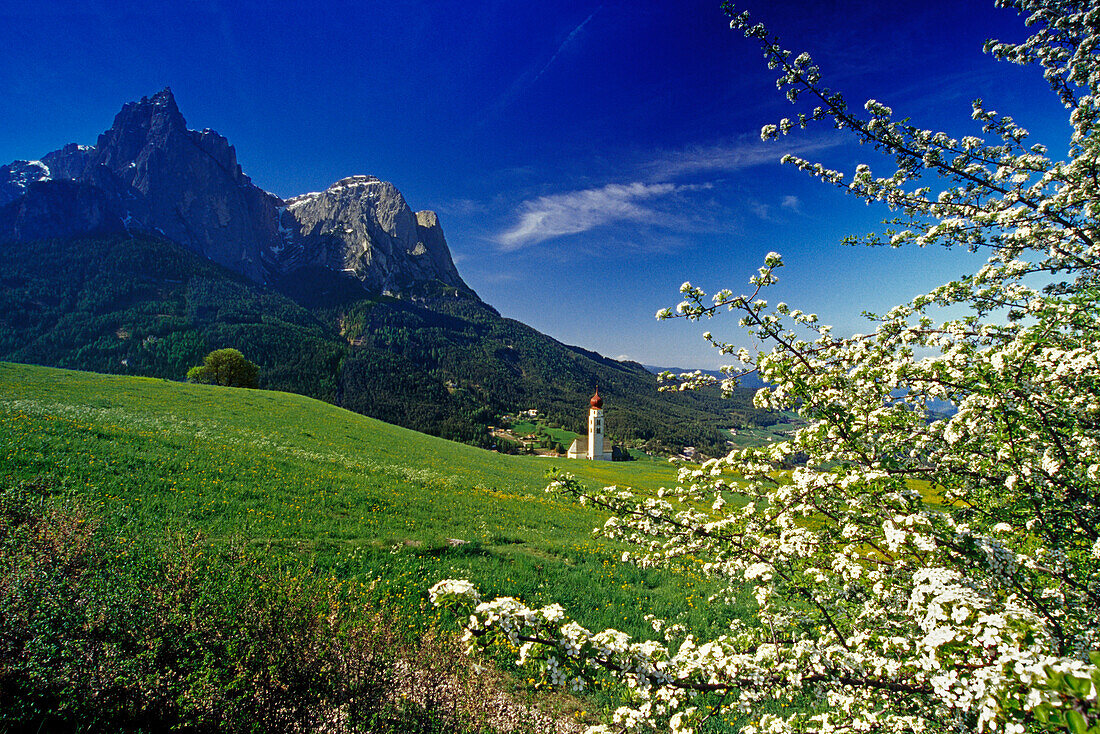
186,348 -> 259,388
432,1 -> 1100,733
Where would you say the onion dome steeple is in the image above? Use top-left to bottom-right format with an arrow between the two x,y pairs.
590,389 -> 603,409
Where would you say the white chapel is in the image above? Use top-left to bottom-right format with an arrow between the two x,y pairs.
566,389 -> 613,460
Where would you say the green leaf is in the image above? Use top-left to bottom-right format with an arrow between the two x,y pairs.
1069,675 -> 1093,698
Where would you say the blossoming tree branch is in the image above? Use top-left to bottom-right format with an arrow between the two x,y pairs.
432,0 -> 1100,731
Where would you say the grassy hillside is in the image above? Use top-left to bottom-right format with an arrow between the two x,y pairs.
0,362 -> 745,642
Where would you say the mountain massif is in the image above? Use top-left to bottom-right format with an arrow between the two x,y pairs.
0,89 -> 770,454
0,89 -> 465,295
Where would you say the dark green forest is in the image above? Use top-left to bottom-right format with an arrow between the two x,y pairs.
0,233 -> 776,454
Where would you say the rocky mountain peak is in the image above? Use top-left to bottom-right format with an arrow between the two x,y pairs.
413,210 -> 463,290
276,176 -> 469,295
93,87 -> 187,173
1,90 -> 472,298
331,174 -> 383,190
41,144 -> 95,182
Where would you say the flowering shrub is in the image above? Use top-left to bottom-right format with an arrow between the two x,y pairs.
433,1 -> 1100,732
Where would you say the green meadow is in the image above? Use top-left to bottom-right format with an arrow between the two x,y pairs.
508,420 -> 580,451
720,418 -> 802,450
0,361 -> 746,648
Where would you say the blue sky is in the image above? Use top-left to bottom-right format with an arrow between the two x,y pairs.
1,0 -> 1069,368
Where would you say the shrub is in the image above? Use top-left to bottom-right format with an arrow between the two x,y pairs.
186,348 -> 259,388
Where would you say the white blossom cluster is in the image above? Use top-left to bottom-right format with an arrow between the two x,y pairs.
433,1 -> 1100,732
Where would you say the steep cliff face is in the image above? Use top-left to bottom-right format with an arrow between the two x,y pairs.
275,176 -> 467,294
414,210 -> 464,290
0,89 -> 472,297
83,89 -> 280,281
41,143 -> 95,181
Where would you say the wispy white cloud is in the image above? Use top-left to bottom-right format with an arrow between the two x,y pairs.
492,133 -> 838,251
749,201 -> 772,220
640,134 -> 840,181
496,181 -> 707,250
780,194 -> 802,212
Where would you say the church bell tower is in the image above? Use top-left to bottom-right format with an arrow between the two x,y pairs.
587,389 -> 604,460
